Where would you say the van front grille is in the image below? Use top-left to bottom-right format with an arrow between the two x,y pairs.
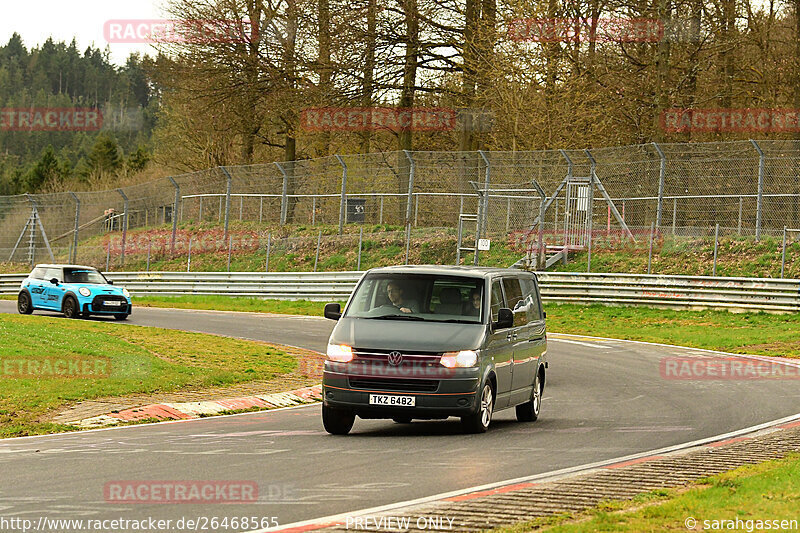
349,377 -> 439,393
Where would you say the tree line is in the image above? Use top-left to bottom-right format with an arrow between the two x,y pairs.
0,34 -> 157,194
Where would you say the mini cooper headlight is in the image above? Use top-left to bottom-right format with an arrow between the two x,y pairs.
122,288 -> 131,298
440,350 -> 478,368
79,287 -> 91,297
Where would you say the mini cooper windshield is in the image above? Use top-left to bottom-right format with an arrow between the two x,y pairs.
344,273 -> 484,323
63,268 -> 108,284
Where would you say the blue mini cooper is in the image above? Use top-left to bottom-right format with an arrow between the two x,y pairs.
17,264 -> 132,320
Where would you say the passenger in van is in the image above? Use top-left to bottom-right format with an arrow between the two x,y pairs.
386,282 -> 419,313
464,288 -> 481,316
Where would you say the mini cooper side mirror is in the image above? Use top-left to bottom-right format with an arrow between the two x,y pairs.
324,303 -> 342,320
494,307 -> 513,330
49,278 -> 59,285
107,280 -> 114,285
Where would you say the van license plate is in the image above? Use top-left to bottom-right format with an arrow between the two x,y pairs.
369,394 -> 415,407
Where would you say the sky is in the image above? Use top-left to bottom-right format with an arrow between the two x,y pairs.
0,0 -> 166,65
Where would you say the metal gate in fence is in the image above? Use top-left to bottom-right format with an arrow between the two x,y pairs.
564,178 -> 591,248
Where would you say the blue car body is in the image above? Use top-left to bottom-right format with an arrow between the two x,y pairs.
18,264 -> 132,319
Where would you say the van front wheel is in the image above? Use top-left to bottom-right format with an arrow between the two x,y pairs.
322,405 -> 355,435
462,383 -> 493,433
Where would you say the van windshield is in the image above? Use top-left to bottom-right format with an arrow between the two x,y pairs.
344,273 -> 484,323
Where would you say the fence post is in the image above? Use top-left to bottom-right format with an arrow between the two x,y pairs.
357,227 -> 363,270
314,230 -> 322,271
187,237 -> 192,272
219,166 -> 233,243
199,197 -> 203,221
477,150 -> 491,238
68,192 -> 80,264
106,244 -> 110,271
585,149 -> 596,273
713,223 -> 719,276
168,177 -> 180,255
265,232 -> 271,272
259,196 -> 263,223
116,188 -> 128,265
648,222 -> 655,274
146,241 -> 151,272
336,155 -> 347,235
227,235 -> 233,272
652,142 -> 666,229
404,150 -> 415,264
738,197 -> 743,235
750,140 -> 765,241
781,226 -> 787,278
275,162 -> 289,225
672,198 -> 677,235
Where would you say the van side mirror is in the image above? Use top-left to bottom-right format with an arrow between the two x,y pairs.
49,278 -> 59,285
494,308 -> 513,330
543,311 -> 547,319
324,303 -> 342,320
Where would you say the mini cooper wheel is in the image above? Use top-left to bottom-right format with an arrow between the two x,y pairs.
17,292 -> 33,315
462,382 -> 494,433
516,371 -> 542,422
322,405 -> 355,435
63,297 -> 80,319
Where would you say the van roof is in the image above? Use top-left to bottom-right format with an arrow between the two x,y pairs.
365,265 -> 530,278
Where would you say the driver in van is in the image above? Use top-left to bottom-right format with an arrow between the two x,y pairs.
386,282 -> 418,314
465,288 -> 481,316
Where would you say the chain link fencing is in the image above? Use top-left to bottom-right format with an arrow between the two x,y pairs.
2,140 -> 800,271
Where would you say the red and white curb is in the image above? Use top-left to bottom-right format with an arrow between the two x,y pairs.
70,385 -> 322,428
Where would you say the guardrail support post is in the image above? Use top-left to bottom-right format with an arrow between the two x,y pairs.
336,155 -> 347,235
750,140 -> 765,241
69,192 -> 80,264
275,162 -> 289,225
116,188 -> 129,265
168,177 -> 180,255
781,226 -> 787,278
220,166 -> 233,242
652,142 -> 666,229
404,150 -> 415,264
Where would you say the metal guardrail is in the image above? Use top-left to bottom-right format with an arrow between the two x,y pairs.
1,271 -> 798,312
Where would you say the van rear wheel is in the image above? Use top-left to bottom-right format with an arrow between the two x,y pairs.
462,382 -> 493,433
322,405 -> 355,435
516,372 -> 542,422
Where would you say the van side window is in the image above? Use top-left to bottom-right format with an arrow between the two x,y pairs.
502,278 -> 527,327
490,280 -> 504,322
520,277 -> 542,321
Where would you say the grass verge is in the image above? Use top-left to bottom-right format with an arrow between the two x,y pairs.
133,295 -> 342,316
492,454 -> 800,532
545,304 -> 800,358
0,314 -> 295,438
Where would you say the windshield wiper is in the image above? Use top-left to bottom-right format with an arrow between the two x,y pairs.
434,319 -> 480,324
372,314 -> 426,321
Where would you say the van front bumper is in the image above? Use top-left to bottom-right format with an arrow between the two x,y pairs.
322,368 -> 481,418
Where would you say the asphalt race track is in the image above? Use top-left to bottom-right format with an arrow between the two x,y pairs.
1,301 -> 800,530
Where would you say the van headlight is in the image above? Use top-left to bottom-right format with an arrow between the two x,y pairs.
327,344 -> 354,363
440,350 -> 478,368
78,287 -> 91,297
122,288 -> 131,298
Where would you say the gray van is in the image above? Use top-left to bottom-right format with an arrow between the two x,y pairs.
321,265 -> 548,435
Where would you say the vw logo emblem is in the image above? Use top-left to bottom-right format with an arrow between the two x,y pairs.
387,351 -> 403,366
